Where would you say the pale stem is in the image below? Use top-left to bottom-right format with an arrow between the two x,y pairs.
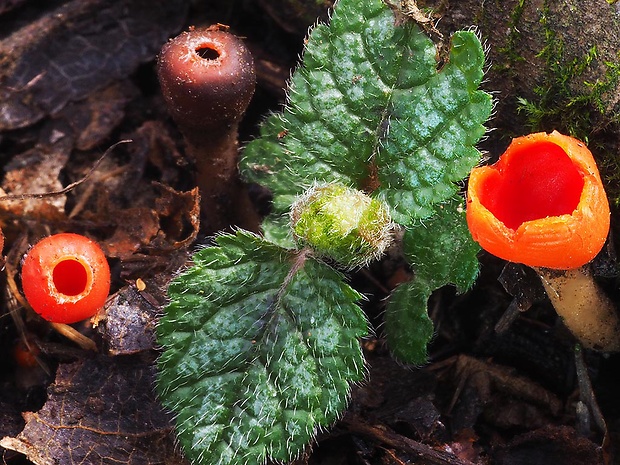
535,266 -> 620,352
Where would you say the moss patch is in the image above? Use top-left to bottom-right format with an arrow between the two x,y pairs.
515,5 -> 620,142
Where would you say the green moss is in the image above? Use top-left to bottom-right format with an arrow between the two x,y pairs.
492,1 -> 620,205
514,4 -> 620,203
599,148 -> 620,208
516,6 -> 620,142
496,0 -> 527,70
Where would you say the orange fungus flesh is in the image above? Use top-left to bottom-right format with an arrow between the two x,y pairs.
466,131 -> 610,269
22,233 -> 111,324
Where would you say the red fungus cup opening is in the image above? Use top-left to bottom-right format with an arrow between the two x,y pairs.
157,27 -> 256,130
52,258 -> 90,296
466,131 -> 610,270
22,233 -> 111,324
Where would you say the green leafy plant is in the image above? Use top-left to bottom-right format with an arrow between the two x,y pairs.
157,0 -> 492,463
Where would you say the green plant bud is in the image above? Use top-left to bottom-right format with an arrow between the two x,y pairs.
291,183 -> 394,268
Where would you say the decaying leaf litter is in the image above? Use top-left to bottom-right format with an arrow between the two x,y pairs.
0,1 -> 620,465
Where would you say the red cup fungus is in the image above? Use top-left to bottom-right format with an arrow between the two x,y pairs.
157,25 -> 259,233
467,131 -> 620,351
22,233 -> 111,324
467,131 -> 609,269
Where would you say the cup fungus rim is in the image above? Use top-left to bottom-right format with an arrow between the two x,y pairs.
466,130 -> 610,270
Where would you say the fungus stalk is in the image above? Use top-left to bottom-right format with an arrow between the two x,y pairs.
158,25 -> 258,232
535,266 -> 620,351
467,131 -> 620,351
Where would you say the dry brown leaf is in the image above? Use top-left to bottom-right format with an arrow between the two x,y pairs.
0,0 -> 187,131
153,184 -> 201,249
0,357 -> 188,465
103,207 -> 161,259
0,120 -> 74,223
60,81 -> 139,151
96,286 -> 159,356
492,425 -> 603,465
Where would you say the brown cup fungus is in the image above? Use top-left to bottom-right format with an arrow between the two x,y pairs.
467,131 -> 620,351
157,26 -> 258,233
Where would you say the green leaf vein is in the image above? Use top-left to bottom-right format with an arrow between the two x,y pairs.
158,231 -> 367,465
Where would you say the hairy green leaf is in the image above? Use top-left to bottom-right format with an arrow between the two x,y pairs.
385,197 -> 480,363
383,277 -> 435,365
241,0 -> 491,237
404,196 -> 480,293
159,0 -> 494,460
157,231 -> 367,465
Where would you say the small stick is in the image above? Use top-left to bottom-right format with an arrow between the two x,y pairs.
0,139 -> 131,202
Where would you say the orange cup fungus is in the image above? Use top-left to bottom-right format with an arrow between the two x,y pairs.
466,130 -> 610,270
22,233 -> 111,324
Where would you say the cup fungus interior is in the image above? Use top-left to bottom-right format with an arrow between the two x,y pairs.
53,258 -> 90,297
478,141 -> 584,230
195,43 -> 221,61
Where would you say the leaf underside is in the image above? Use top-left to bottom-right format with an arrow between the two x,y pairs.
241,0 -> 492,241
157,231 -> 367,465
